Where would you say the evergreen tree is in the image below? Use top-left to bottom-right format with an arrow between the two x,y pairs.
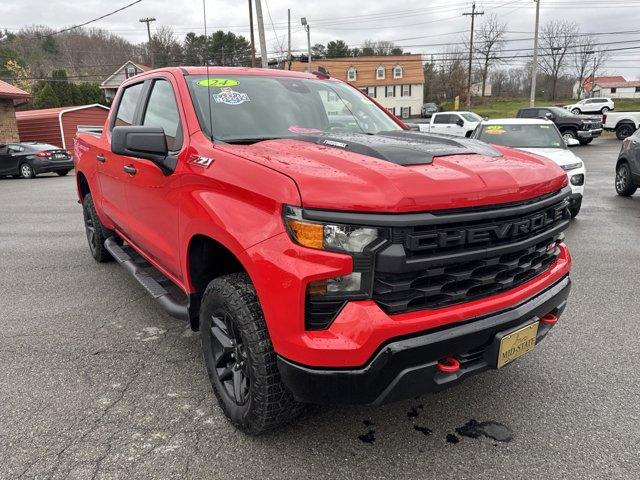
50,70 -> 74,106
33,83 -> 60,109
326,40 -> 350,58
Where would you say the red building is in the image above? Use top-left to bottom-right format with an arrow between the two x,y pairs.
16,104 -> 109,150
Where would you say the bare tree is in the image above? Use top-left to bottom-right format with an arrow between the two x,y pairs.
474,14 -> 507,97
432,47 -> 467,100
538,20 -> 578,100
573,36 -> 606,99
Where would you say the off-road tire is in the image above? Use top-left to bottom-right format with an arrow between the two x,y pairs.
20,163 -> 35,179
568,197 -> 582,218
82,194 -> 114,262
615,162 -> 637,197
200,273 -> 304,434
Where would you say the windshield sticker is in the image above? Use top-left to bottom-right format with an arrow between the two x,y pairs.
197,78 -> 239,87
213,87 -> 250,105
486,125 -> 506,135
288,125 -> 323,134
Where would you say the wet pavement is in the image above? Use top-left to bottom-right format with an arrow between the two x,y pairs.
1,136 -> 638,479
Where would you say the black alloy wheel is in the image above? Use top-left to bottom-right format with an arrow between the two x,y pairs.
208,310 -> 250,405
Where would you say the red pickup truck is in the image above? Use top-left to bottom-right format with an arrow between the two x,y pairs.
74,67 -> 572,434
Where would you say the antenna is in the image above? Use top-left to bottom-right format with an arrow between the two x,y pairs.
202,0 -> 214,141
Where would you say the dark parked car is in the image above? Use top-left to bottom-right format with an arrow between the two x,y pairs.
615,128 -> 640,196
420,102 -> 439,118
517,106 -> 602,145
0,142 -> 73,179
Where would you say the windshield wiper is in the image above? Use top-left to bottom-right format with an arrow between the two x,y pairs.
220,136 -> 286,145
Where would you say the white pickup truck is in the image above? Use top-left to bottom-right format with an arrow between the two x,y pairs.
414,111 -> 482,137
603,112 -> 640,140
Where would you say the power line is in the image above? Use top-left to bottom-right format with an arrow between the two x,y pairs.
33,0 -> 144,39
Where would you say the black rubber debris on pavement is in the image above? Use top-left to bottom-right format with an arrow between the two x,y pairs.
358,429 -> 376,444
446,434 -> 460,444
414,425 -> 432,436
455,419 -> 513,442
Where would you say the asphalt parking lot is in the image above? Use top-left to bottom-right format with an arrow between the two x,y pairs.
1,136 -> 639,479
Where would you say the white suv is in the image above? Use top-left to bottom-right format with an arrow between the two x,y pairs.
564,98 -> 614,115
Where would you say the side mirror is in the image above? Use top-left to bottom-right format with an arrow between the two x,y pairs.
544,112 -> 555,121
111,126 -> 177,174
456,119 -> 464,127
565,138 -> 580,147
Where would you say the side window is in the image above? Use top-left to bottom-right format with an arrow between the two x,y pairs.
142,79 -> 183,151
519,109 -> 534,118
114,83 -> 144,129
433,114 -> 452,124
8,145 -> 24,153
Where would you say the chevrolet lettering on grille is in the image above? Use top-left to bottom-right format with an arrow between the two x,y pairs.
407,202 -> 569,251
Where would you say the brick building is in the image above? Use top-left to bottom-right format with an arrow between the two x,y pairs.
0,80 -> 30,143
288,54 -> 424,118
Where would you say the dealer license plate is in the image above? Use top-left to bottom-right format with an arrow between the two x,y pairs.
497,321 -> 539,368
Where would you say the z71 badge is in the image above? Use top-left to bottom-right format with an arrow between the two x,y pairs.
189,156 -> 214,168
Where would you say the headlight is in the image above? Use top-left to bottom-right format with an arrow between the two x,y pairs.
283,206 -> 381,253
561,161 -> 583,171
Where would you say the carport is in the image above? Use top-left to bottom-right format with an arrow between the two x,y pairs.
16,104 -> 109,150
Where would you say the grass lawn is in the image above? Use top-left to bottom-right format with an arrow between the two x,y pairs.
437,97 -> 640,119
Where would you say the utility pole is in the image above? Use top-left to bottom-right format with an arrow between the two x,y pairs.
529,0 -> 541,107
248,0 -> 256,67
287,9 -> 292,70
463,3 -> 483,109
254,0 -> 269,68
588,50 -> 597,98
301,17 -> 311,70
139,17 -> 156,68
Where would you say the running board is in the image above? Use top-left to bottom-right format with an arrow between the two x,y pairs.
104,237 -> 191,322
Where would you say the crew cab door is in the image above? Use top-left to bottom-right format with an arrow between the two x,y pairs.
98,81 -> 145,229
122,76 -> 185,280
429,113 -> 455,134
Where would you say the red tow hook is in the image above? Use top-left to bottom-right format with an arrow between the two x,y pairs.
437,356 -> 461,374
540,313 -> 558,326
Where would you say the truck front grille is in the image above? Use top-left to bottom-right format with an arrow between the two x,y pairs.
372,190 -> 571,315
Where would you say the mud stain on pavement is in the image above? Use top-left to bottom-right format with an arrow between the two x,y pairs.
358,429 -> 376,444
413,425 -> 432,436
406,404 -> 424,418
455,419 -> 513,442
446,434 -> 460,444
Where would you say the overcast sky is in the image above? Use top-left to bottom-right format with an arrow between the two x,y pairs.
2,0 -> 639,78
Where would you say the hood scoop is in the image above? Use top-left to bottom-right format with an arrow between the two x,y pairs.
295,131 -> 501,166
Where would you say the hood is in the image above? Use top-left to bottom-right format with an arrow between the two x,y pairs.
516,147 -> 582,168
220,133 -> 568,213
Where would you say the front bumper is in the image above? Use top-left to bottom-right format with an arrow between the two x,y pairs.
278,275 -> 571,405
577,128 -> 602,139
32,158 -> 74,174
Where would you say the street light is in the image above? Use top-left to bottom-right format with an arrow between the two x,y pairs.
301,17 -> 311,70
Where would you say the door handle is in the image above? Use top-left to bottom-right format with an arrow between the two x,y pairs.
123,165 -> 137,175
96,154 -> 106,163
